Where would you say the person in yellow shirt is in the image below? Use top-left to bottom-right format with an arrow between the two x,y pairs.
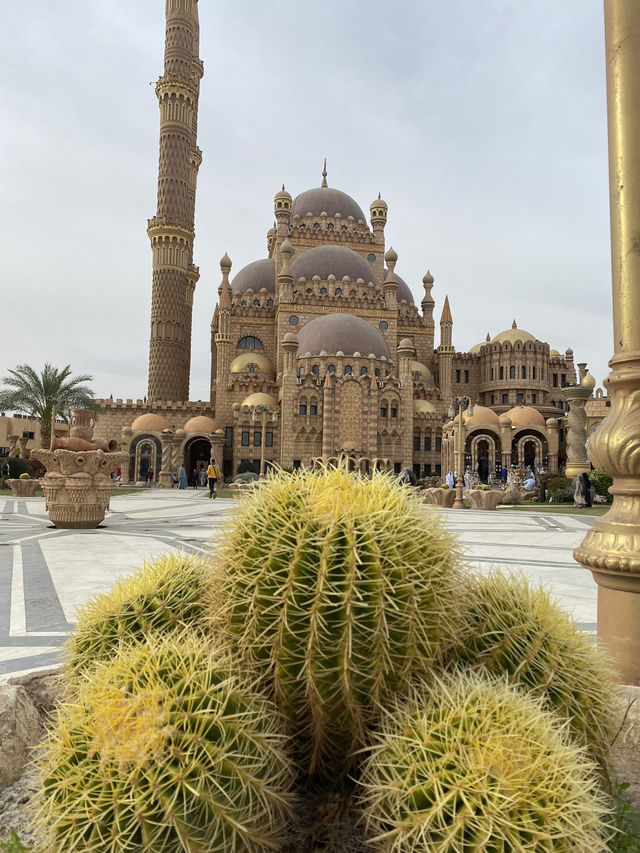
206,460 -> 221,498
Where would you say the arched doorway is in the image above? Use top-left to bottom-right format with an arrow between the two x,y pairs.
476,439 -> 490,484
185,437 -> 211,486
523,440 -> 536,469
129,435 -> 162,484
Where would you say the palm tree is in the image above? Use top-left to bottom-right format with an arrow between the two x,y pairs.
0,364 -> 98,448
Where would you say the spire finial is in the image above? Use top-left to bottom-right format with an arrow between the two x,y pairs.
512,319 -> 517,328
321,158 -> 328,188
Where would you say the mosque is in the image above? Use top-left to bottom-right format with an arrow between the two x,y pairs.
94,0 -> 595,485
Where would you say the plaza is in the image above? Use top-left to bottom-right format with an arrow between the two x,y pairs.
0,491 -> 598,681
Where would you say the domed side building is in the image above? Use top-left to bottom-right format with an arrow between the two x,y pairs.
89,0 -> 585,485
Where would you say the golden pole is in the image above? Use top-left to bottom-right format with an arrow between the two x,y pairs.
260,408 -> 267,478
452,401 -> 467,509
573,0 -> 640,684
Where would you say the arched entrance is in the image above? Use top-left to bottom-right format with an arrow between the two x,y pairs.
129,435 -> 162,484
185,437 -> 211,486
476,439 -> 490,483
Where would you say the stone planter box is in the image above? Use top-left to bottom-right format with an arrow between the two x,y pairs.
425,487 -> 456,507
6,479 -> 39,497
465,489 -> 503,511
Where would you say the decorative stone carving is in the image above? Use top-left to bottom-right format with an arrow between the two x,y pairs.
425,487 -> 456,507
465,489 -> 503,511
561,385 -> 592,479
32,416 -> 127,529
6,479 -> 39,497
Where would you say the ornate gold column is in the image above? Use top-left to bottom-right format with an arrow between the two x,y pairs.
573,0 -> 640,684
561,383 -> 593,480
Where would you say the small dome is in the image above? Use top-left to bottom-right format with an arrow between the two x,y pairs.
411,361 -> 433,381
463,405 -> 500,428
384,268 -> 414,304
183,415 -> 216,433
291,245 -> 377,285
414,399 -> 436,414
492,321 -> 537,346
384,246 -> 398,264
274,185 -> 292,202
230,352 -> 275,377
549,349 -> 560,356
371,195 -> 387,210
423,270 -> 434,285
241,392 -> 277,408
131,413 -> 169,432
282,332 -> 298,344
231,258 -> 275,294
291,186 -> 366,222
581,372 -> 596,389
504,406 -> 546,428
398,338 -> 414,351
296,313 -> 390,359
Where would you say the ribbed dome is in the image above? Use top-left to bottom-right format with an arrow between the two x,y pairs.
414,399 -> 436,414
183,415 -> 216,433
241,393 -> 277,408
131,413 -> 169,432
296,313 -> 390,359
229,352 -> 275,377
463,405 -> 501,428
411,361 -> 433,381
292,186 -> 366,222
230,258 -> 275,294
492,321 -> 536,346
504,406 -> 546,428
291,245 -> 377,285
384,268 -> 414,305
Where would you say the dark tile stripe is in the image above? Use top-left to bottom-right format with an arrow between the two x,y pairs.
21,540 -> 73,632
0,545 -> 12,637
0,649 -> 64,676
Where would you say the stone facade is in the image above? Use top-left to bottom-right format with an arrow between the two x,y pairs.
90,0 -> 602,485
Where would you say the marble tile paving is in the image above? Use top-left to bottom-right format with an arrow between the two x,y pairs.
0,492 -> 598,680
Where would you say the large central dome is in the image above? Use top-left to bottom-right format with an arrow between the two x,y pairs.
291,245 -> 377,285
296,313 -> 390,359
292,186 -> 366,222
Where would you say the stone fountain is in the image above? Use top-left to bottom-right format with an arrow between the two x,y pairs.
32,409 -> 127,529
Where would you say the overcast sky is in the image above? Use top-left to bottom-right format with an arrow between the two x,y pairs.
1,1 -> 612,403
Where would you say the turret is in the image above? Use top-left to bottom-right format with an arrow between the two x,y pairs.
437,295 -> 454,403
147,0 -> 202,403
383,246 -> 399,310
212,253 -> 232,401
277,238 -> 294,301
370,193 -> 388,244
274,185 -> 292,238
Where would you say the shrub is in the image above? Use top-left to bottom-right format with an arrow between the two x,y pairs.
209,464 -> 466,778
35,635 -> 297,853
358,670 -> 611,853
3,457 -> 30,479
590,470 -> 613,501
547,476 -> 571,495
446,571 -> 616,764
65,552 -> 214,681
237,460 -> 257,475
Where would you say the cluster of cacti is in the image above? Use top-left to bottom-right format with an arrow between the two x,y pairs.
210,464 -> 466,776
35,634 -> 297,853
357,670 -> 611,853
447,570 -> 616,764
34,464 -> 619,852
65,551 -> 213,680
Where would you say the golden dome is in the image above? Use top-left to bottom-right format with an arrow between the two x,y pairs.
131,413 -> 169,433
463,405 -> 500,428
581,371 -> 596,389
411,361 -> 433,381
549,349 -> 560,356
492,320 -> 536,346
183,415 -> 216,433
241,392 -> 277,408
413,399 -> 436,415
230,352 -> 275,377
504,406 -> 546,428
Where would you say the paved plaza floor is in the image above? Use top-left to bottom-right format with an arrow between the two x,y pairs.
0,490 -> 599,680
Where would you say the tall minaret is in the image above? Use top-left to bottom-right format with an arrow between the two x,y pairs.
147,0 -> 203,402
438,294 -> 454,404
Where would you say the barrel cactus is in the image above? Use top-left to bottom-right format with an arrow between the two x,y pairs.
210,464 -> 465,777
358,670 -> 611,852
35,634 -> 297,852
65,551 -> 213,680
447,570 -> 616,764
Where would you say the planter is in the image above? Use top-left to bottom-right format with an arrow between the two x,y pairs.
31,449 -> 127,529
425,487 -> 456,508
465,489 -> 503,511
6,479 -> 39,497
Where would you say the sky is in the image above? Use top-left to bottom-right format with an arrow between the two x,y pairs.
1,1 -> 612,403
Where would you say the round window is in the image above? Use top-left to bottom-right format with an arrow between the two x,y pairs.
379,320 -> 389,331
367,253 -> 376,262
289,315 -> 299,326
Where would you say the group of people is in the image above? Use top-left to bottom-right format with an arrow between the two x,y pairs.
176,460 -> 221,498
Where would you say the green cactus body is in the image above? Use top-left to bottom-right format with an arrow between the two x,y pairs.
448,571 -> 616,764
358,670 -> 611,853
35,635 -> 297,853
65,552 -> 213,681
212,465 -> 464,778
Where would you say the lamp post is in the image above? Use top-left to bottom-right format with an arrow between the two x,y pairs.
49,397 -> 58,450
251,406 -> 278,478
448,396 -> 473,509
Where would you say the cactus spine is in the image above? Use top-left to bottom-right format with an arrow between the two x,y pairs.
35,634 -> 297,853
358,670 -> 611,853
211,465 -> 465,777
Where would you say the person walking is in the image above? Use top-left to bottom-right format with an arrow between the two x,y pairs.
146,468 -> 154,488
178,465 -> 187,489
207,459 -> 221,498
